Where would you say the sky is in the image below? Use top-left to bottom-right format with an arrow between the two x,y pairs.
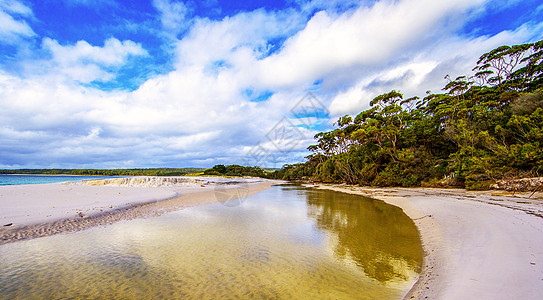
0,0 -> 542,169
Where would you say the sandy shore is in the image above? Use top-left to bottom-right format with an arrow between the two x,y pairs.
310,184 -> 543,299
0,177 -> 274,244
4,178 -> 542,298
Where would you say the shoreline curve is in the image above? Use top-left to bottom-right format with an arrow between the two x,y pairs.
307,184 -> 543,300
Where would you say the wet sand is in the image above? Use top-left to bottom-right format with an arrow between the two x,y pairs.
309,184 -> 543,300
0,177 -> 274,245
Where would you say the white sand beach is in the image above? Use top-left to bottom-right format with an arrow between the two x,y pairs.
311,184 -> 543,300
3,178 -> 543,299
0,177 -> 274,244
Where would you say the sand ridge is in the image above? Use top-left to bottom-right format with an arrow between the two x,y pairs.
0,177 -> 275,245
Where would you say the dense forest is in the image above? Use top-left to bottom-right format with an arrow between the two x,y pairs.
0,168 -> 205,176
269,40 -> 543,190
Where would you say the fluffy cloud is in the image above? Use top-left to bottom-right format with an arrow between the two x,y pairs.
0,0 -> 34,43
0,0 -> 32,15
256,0 -> 489,89
23,38 -> 148,83
43,38 -> 146,66
329,21 -> 543,116
153,0 -> 192,38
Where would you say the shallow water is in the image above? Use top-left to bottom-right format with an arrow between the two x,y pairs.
0,184 -> 422,299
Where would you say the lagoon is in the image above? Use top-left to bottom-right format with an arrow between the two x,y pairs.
0,184 -> 422,299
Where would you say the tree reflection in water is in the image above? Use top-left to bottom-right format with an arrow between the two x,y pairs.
304,187 -> 422,283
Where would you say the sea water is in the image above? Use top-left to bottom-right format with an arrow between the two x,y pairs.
0,174 -> 112,186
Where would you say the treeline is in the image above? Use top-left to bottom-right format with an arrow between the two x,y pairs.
203,164 -> 266,177
269,40 -> 543,190
0,166 -> 270,178
0,168 -> 206,176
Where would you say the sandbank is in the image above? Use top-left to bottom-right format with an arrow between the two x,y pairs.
309,184 -> 543,299
0,177 -> 274,244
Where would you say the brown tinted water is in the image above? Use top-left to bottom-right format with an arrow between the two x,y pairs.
0,184 -> 422,299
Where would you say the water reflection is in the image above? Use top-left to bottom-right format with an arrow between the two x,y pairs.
303,187 -> 422,282
0,185 -> 422,299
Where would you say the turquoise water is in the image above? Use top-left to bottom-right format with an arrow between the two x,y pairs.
0,185 -> 422,299
0,175 -> 113,186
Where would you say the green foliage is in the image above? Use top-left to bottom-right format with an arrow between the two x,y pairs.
270,40 -> 543,189
203,165 -> 265,177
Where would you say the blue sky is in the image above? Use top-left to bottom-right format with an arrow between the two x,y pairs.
0,0 -> 542,169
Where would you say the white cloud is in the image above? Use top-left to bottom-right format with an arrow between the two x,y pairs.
0,0 -> 32,16
153,0 -> 192,37
43,38 -> 147,67
28,37 -> 148,83
328,20 -> 543,116
0,0 -> 34,43
257,0 -> 489,89
175,10 -> 301,68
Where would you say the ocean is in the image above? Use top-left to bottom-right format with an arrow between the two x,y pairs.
0,175 -> 112,186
